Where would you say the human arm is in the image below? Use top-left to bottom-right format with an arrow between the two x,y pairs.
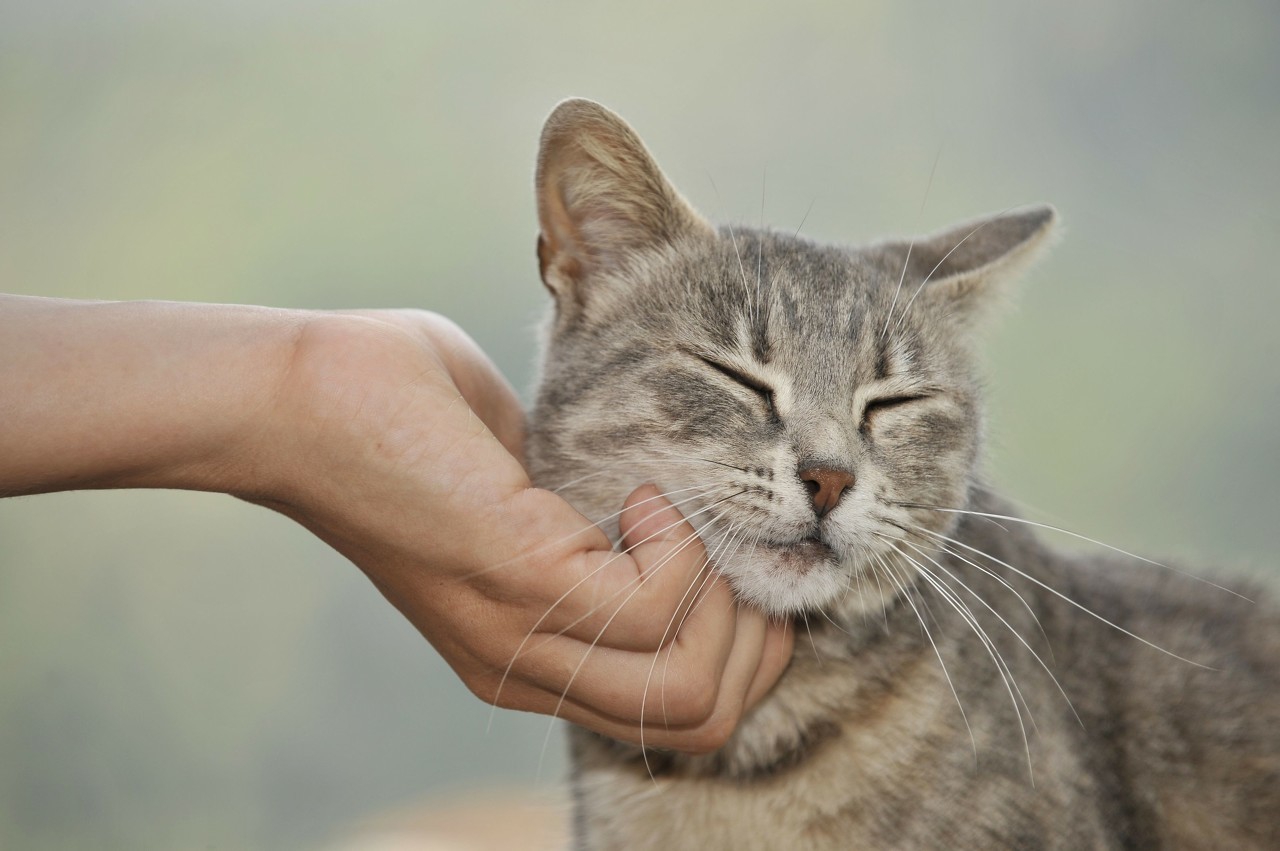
0,296 -> 793,751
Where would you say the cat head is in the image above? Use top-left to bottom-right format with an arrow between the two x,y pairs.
526,99 -> 1055,618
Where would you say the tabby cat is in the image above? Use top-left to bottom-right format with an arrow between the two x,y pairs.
524,99 -> 1279,850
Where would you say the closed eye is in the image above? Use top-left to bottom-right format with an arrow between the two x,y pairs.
696,356 -> 776,414
863,394 -> 928,419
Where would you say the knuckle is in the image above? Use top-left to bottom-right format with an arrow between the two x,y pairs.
633,617 -> 672,651
664,674 -> 718,724
490,689 -> 521,711
686,712 -> 738,754
465,674 -> 500,706
464,672 -> 518,711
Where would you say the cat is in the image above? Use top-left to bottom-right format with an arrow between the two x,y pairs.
523,99 -> 1280,850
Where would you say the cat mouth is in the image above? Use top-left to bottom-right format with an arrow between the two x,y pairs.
759,536 -> 836,573
714,533 -> 848,614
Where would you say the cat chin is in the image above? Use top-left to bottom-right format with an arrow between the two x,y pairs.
718,543 -> 848,617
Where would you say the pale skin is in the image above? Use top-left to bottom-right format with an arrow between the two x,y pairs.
0,295 -> 793,752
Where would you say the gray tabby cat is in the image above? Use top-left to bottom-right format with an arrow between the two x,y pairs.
525,99 -> 1280,850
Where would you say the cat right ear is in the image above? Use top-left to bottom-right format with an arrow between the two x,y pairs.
535,99 -> 712,308
888,205 -> 1059,329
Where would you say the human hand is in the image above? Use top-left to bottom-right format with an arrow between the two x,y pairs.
258,310 -> 795,752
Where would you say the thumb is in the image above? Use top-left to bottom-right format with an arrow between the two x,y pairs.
619,484 -> 701,554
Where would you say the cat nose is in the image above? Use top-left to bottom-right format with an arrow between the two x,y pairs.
798,466 -> 856,518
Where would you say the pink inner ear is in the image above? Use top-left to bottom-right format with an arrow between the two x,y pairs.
535,100 -> 715,301
536,164 -> 597,297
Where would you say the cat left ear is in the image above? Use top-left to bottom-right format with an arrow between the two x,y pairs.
535,99 -> 713,309
896,205 -> 1058,325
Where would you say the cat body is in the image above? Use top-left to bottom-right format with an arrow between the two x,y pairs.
525,99 -> 1280,849
570,495 -> 1279,850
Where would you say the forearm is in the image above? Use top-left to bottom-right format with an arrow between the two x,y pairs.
0,295 -> 304,497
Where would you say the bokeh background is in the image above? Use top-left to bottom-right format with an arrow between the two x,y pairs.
2,1 -> 1277,848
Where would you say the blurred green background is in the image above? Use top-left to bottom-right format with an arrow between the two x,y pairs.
1,1 -> 1277,848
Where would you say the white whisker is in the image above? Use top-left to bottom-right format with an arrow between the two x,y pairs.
706,173 -> 754,313
468,482 -> 722,583
639,513 -> 738,780
901,503 -> 1251,602
537,517 -> 714,778
882,144 -> 942,339
875,552 -> 976,758
910,524 -> 1218,670
891,548 -> 1034,781
893,535 -> 1082,730
892,205 -> 1019,333
756,166 -> 765,327
885,517 -> 1053,659
487,486 -> 738,733
793,198 -> 815,239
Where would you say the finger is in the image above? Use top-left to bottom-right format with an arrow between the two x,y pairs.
504,604 -> 773,753
483,649 -> 741,752
743,617 -> 796,710
619,483 -> 701,550
501,589 -> 739,729
477,674 -> 712,751
573,484 -> 712,645
500,486 -> 719,653
673,603 -> 769,752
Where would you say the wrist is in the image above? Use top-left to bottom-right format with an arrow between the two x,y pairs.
246,311 -> 438,514
167,304 -> 316,500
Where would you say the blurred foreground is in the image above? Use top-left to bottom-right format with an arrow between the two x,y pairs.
325,788 -> 568,851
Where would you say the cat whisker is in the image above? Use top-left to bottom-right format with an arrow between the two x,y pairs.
816,604 -> 852,637
892,205 -> 1020,334
548,461 -> 743,496
896,501 -> 1251,603
931,534 -> 1055,664
756,166 -> 765,328
882,144 -> 942,340
914,552 -> 1043,743
891,535 -> 1083,730
908,523 -> 1218,670
538,516 -> 719,778
844,545 -> 870,627
793,197 -> 815,239
968,481 -> 1069,528
531,488 -> 745,655
803,614 -> 823,668
467,482 -> 721,584
639,514 -> 740,781
658,525 -> 749,730
536,488 -> 751,726
874,551 -> 977,760
656,522 -> 762,706
878,514 -> 1054,660
868,555 -> 891,630
487,485 -> 738,733
636,452 -> 758,474
890,547 -> 1035,781
882,239 -> 915,341
729,224 -> 754,315
706,173 -> 755,316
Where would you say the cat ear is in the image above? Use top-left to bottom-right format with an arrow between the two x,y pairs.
535,99 -> 713,305
894,205 -> 1058,325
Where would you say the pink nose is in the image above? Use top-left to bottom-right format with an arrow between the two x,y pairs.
798,466 -> 855,517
